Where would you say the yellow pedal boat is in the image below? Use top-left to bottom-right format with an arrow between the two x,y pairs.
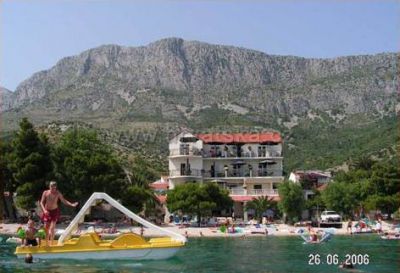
15,192 -> 186,260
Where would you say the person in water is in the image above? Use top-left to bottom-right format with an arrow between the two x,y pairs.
306,224 -> 317,242
40,181 -> 78,246
22,219 -> 41,247
310,232 -> 319,242
339,261 -> 354,269
25,253 -> 33,263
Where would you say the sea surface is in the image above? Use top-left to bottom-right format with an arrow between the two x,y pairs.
0,234 -> 398,273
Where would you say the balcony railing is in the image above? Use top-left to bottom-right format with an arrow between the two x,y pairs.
229,188 -> 247,195
170,147 -> 282,158
203,150 -> 282,158
169,168 -> 282,178
247,189 -> 278,195
169,169 -> 203,177
229,188 -> 278,196
203,169 -> 282,178
170,148 -> 202,156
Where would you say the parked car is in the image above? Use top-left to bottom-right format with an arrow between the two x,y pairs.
320,211 -> 342,222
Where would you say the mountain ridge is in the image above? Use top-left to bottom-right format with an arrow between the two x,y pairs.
1,38 -> 398,171
0,86 -> 14,112
5,37 -> 397,115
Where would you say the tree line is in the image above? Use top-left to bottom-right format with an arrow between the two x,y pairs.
319,157 -> 399,219
1,118 -> 398,224
0,118 -> 159,219
282,157 -> 400,222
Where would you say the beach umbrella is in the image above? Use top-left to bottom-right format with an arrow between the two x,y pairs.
260,160 -> 277,165
179,137 -> 198,143
231,160 -> 246,165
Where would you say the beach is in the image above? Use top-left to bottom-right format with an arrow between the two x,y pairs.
0,221 -> 394,238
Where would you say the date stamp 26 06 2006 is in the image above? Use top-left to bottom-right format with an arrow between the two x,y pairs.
308,254 -> 370,266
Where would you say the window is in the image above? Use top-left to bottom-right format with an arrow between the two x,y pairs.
254,184 -> 262,190
180,163 -> 186,175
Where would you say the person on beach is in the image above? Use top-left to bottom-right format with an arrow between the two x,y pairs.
140,226 -> 144,236
375,219 -> 382,234
40,181 -> 78,246
347,220 -> 353,234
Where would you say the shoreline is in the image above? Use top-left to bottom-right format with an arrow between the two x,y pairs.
0,222 -> 392,239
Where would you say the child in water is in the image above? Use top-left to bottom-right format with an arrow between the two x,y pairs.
19,219 -> 43,247
25,253 -> 33,263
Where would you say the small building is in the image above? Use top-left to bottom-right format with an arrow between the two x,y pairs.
167,131 -> 284,221
149,177 -> 169,223
149,176 -> 169,194
288,170 -> 332,185
289,170 -> 331,198
289,171 -> 332,220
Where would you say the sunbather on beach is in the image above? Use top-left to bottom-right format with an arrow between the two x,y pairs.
347,220 -> 353,234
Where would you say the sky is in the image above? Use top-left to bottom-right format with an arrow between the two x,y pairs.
1,0 -> 399,90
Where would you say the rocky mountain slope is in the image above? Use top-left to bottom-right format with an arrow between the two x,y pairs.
0,86 -> 13,112
2,38 -> 398,171
5,38 -> 397,116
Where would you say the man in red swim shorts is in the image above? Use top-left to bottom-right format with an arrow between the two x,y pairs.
40,181 -> 78,246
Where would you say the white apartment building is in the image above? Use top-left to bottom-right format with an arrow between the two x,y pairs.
168,132 -> 284,220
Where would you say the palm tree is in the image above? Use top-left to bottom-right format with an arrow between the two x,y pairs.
349,156 -> 375,171
123,157 -> 161,217
245,196 -> 276,222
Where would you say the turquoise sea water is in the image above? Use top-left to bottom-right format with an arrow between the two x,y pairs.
0,235 -> 398,273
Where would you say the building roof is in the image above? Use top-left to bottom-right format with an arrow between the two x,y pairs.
150,177 -> 169,190
196,132 -> 282,144
150,183 -> 169,190
150,181 -> 169,190
316,184 -> 328,192
156,195 -> 167,204
293,170 -> 331,179
231,195 -> 281,202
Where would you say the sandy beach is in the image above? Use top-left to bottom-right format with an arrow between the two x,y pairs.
0,221 -> 394,239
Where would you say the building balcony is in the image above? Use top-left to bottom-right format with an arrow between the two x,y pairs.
203,169 -> 282,178
229,188 -> 278,196
169,169 -> 203,178
169,148 -> 202,157
202,151 -> 282,159
169,147 -> 282,158
247,189 -> 278,196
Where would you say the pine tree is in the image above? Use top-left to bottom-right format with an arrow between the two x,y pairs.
0,141 -> 16,220
52,128 -> 126,201
9,118 -> 53,210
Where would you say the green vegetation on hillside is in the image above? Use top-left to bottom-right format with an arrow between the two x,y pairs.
190,105 -> 263,129
282,115 -> 397,172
